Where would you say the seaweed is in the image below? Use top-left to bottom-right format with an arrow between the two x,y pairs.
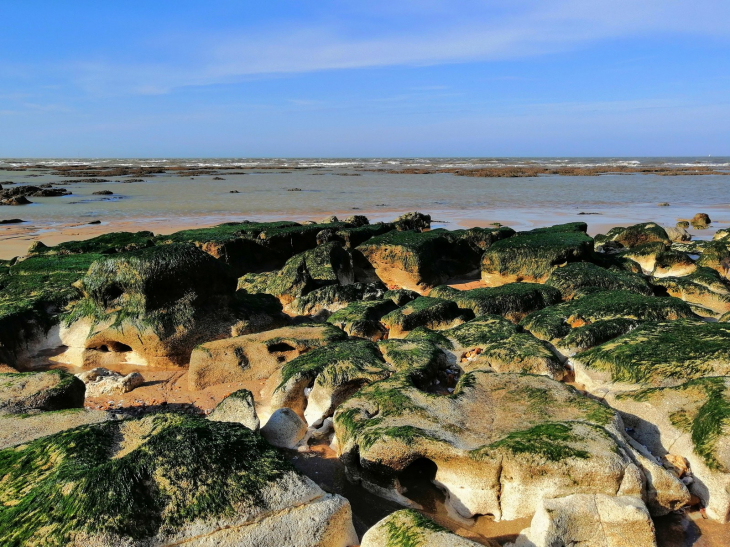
545,262 -> 653,299
473,422 -> 591,462
430,282 -> 561,319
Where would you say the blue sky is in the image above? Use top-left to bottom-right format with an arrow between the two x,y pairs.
1,0 -> 729,157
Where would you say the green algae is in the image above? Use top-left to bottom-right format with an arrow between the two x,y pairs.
381,296 -> 471,333
545,262 -> 653,299
382,509 -> 449,547
30,231 -> 154,256
430,282 -> 561,319
404,327 -> 454,350
474,422 -> 591,462
560,318 -> 641,351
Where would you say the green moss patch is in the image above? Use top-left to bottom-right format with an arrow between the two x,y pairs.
545,262 -> 653,299
381,297 -> 472,334
31,231 -> 154,256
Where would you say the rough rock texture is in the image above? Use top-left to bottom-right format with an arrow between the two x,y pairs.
208,388 -> 260,430
261,407 -> 308,448
29,231 -> 155,255
334,370 -> 687,520
75,368 -> 143,396
361,509 -> 489,547
430,283 -> 562,323
0,370 -> 85,414
572,320 -> 730,391
326,299 -> 399,340
609,378 -> 730,522
0,408 -> 110,450
64,243 -> 241,368
291,281 -> 386,317
357,227 -> 514,293
0,413 -> 358,546
509,494 -> 657,547
188,323 -> 346,391
520,290 -> 695,343
544,262 -> 653,300
651,267 -> 730,317
481,223 -> 593,286
666,225 -> 691,242
696,240 -> 730,278
381,297 -> 473,338
595,223 -> 671,249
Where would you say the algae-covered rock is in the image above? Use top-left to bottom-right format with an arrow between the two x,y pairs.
509,494 -> 657,547
208,388 -> 260,430
651,267 -> 730,317
430,283 -> 561,322
520,291 -> 695,343
597,222 -> 671,248
291,281 -> 386,317
0,370 -> 85,414
188,323 -> 346,391
610,377 -> 730,522
0,413 -> 358,546
545,262 -> 653,300
65,243 -> 239,368
327,299 -> 399,340
481,223 -> 593,285
714,228 -> 730,241
238,241 -> 354,305
572,320 -> 730,390
381,297 -> 473,338
393,212 -> 431,232
361,509 -> 488,547
334,370 -> 685,520
696,240 -> 730,277
28,231 -> 154,256
559,318 -> 640,354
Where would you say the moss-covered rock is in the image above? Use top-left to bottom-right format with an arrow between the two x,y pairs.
610,377 -> 730,522
713,228 -> 730,241
357,227 -> 513,293
559,318 -> 641,353
393,212 -> 431,232
188,323 -> 346,392
334,371 -> 685,520
430,283 -> 561,322
572,320 -> 730,389
0,413 -> 358,546
29,231 -> 154,256
545,262 -> 653,300
238,242 -> 354,305
273,340 -> 390,426
327,299 -> 399,340
481,223 -> 593,285
361,509 -> 488,547
520,290 -> 695,342
0,370 -> 85,414
696,240 -> 730,277
651,267 -> 730,317
381,297 -> 473,338
596,222 -> 671,249
290,282 -> 386,317
64,244 -> 240,368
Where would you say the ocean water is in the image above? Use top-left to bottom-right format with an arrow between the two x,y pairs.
1,157 -> 729,250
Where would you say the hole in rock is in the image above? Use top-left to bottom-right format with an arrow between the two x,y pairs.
104,284 -> 124,304
268,342 -> 296,353
90,342 -> 133,353
398,458 -> 441,510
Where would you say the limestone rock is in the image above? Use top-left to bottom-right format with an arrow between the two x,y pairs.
261,407 -> 308,448
208,388 -> 260,430
508,494 -> 657,547
362,509 -> 488,547
651,267 -> 730,318
666,225 -> 691,242
327,299 -> 399,340
0,370 -> 85,414
393,212 -> 432,232
381,297 -> 473,338
76,369 -> 143,396
545,262 -> 653,300
595,223 -> 671,249
291,281 -> 387,317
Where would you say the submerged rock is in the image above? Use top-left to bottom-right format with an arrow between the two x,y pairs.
0,413 -> 358,546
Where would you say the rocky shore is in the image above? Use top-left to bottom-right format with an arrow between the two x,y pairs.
1,211 -> 729,545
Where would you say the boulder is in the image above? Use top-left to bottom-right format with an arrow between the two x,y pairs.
0,413 -> 358,546
509,494 -> 657,547
609,378 -> 730,522
261,407 -> 308,448
595,223 -> 671,249
75,368 -> 144,396
572,320 -> 730,391
361,509 -> 489,547
393,212 -> 431,232
188,323 -> 346,391
326,299 -> 399,340
651,267 -> 730,317
381,297 -> 473,338
544,262 -> 653,299
481,223 -> 593,285
429,283 -> 561,323
520,290 -> 695,343
558,318 -> 641,354
336,223 -> 394,249
27,231 -> 154,255
63,243 -> 240,368
0,370 -> 85,414
334,370 -> 686,520
696,240 -> 730,278
291,281 -> 387,317
665,225 -> 691,242
618,242 -> 695,276
207,388 -> 260,430
692,213 -> 712,228
713,228 -> 730,241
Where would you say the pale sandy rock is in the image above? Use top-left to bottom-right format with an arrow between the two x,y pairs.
262,407 -> 308,448
362,509 -> 490,547
508,494 -> 657,547
208,388 -> 260,430
0,369 -> 85,414
76,368 -> 144,396
0,408 -> 110,450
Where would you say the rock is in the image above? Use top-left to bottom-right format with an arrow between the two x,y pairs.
696,240 -> 730,278
596,223 -> 671,248
1,195 -> 31,205
520,290 -> 695,343
572,320 -> 730,391
381,296 -> 473,338
0,408 -> 110,450
544,262 -> 653,300
261,407 -> 308,448
75,368 -> 144,396
608,378 -> 730,522
677,220 -> 690,229
665,225 -> 691,242
658,202 -> 670,206
336,222 -> 394,249
316,228 -> 344,245
0,413 -> 358,546
713,228 -> 730,241
29,231 -> 154,255
92,190 -> 113,195
213,176 -> 225,180
229,190 -> 240,193
509,494 -> 657,547
649,248 -> 697,277
188,323 -> 346,391
362,509 -> 488,547
291,281 -> 387,317
64,244 -> 240,368
558,318 -> 641,354
343,214 -> 369,227
0,370 -> 85,414
229,291 -> 289,336
430,283 -> 562,323
334,370 -> 686,520
327,299 -> 399,340
209,388 -> 260,430
87,220 -> 101,224
393,211 -> 431,232
320,215 -> 339,224
692,213 -> 712,227
0,218 -> 23,224
651,267 -> 730,317
481,223 -> 593,285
